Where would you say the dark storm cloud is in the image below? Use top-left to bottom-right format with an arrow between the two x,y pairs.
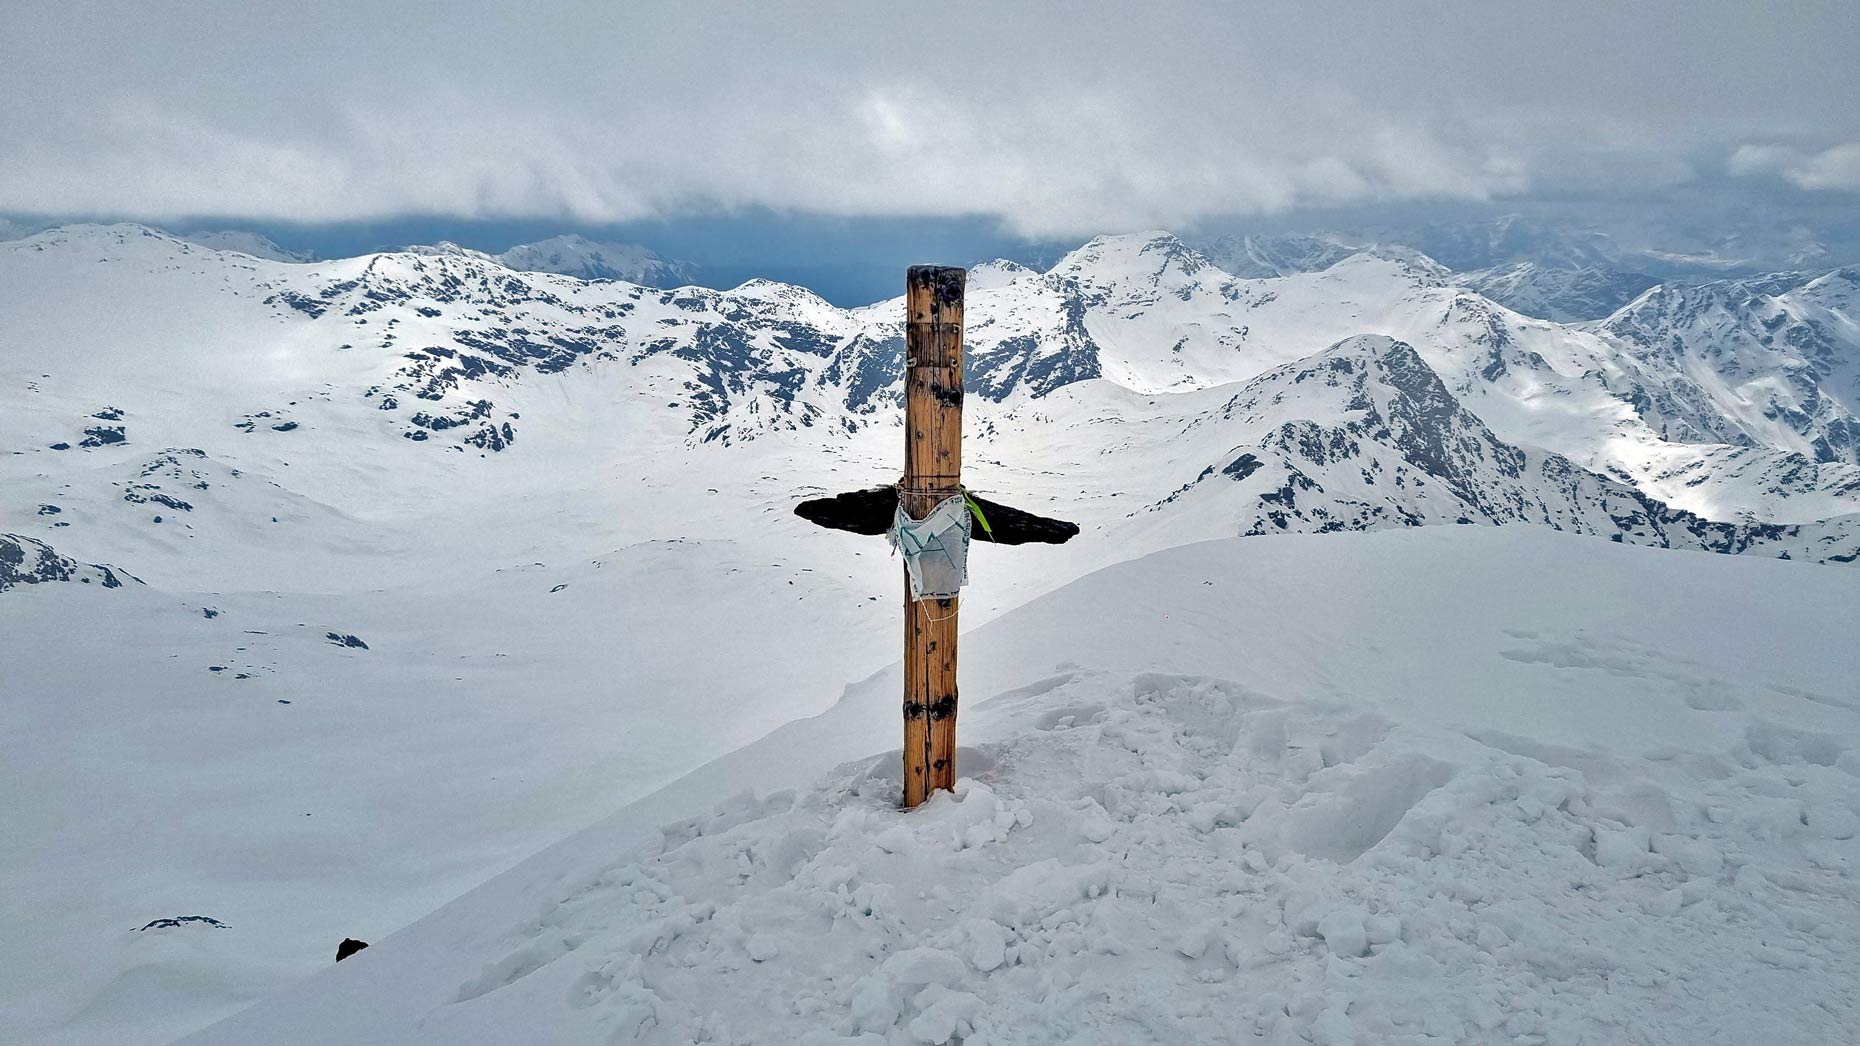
3,0 -> 1856,235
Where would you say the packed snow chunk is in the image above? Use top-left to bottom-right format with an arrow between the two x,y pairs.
1363,913 -> 1402,946
880,947 -> 969,990
848,975 -> 900,1036
1309,1004 -> 1355,1046
1316,907 -> 1369,958
1658,836 -> 1726,878
1733,864 -> 1772,896
1593,825 -> 1652,870
1475,921 -> 1512,952
936,778 -> 1027,851
848,948 -> 970,1036
1804,800 -> 1860,840
906,985 -> 984,1044
961,918 -> 1008,972
1248,752 -> 1456,863
976,858 -> 1110,928
873,823 -> 916,854
1648,888 -> 1686,917
1176,919 -> 1221,960
746,934 -> 780,962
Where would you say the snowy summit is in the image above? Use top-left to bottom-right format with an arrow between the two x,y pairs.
4,5 -> 1860,1045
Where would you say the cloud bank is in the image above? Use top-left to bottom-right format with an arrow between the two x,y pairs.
1730,143 -> 1860,192
4,1 -> 1856,236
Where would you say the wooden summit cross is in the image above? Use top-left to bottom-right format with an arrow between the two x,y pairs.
796,266 -> 1078,808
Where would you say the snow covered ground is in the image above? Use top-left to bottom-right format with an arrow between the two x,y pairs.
5,226 -> 1859,1045
179,529 -> 1860,1046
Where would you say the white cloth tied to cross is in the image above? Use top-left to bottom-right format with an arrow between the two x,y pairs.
889,493 -> 971,600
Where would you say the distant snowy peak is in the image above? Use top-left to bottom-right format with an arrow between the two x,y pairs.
1460,262 -> 1660,323
1405,213 -> 1624,272
1160,335 -> 1860,563
1054,231 -> 1215,284
496,234 -> 693,287
1198,229 -> 1656,323
1601,269 -> 1860,465
1199,232 -> 1366,278
397,241 -> 501,264
8,222 -> 214,259
174,230 -> 315,263
966,259 -> 1036,290
11,222 -> 315,263
726,276 -> 833,308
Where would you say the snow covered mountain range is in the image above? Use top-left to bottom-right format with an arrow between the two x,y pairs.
6,222 -> 1856,584
4,222 -> 1860,1044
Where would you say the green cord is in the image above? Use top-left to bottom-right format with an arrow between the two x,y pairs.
961,488 -> 994,541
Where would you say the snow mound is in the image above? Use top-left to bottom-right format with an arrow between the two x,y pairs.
223,670 -> 1860,1045
182,530 -> 1860,1046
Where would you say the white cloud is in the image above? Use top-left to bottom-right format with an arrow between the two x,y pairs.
1730,143 -> 1860,192
2,1 -> 1856,234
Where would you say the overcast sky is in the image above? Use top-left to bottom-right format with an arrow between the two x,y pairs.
4,0 -> 1857,240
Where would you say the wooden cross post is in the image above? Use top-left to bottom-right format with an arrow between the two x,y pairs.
794,265 -> 1078,810
901,265 -> 966,807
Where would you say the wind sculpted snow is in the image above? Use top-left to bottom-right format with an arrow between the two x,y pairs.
178,529 -> 1860,1046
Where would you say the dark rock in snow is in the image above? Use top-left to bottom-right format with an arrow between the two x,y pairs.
1,533 -> 139,592
135,915 -> 228,932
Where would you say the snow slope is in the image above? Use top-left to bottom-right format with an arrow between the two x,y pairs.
496,234 -> 694,287
6,223 -> 1860,1044
1460,262 -> 1659,323
180,528 -> 1860,1046
173,230 -> 315,263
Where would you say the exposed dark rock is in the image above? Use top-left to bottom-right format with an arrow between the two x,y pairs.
1222,453 -> 1263,481
135,915 -> 227,932
1,533 -> 139,592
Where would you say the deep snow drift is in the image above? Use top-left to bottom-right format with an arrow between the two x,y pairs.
182,529 -> 1860,1046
